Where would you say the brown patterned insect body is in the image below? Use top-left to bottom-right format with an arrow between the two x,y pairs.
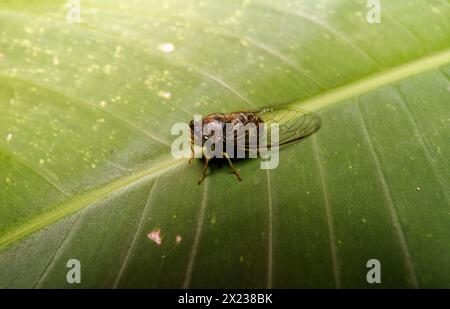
189,111 -> 263,148
189,105 -> 321,184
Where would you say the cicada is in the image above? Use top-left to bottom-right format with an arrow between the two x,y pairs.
189,104 -> 321,184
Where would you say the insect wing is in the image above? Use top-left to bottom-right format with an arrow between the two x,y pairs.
256,106 -> 321,148
225,105 -> 321,154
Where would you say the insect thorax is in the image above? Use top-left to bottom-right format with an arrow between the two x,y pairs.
190,112 -> 263,147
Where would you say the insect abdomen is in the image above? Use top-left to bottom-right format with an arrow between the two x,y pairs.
225,112 -> 263,126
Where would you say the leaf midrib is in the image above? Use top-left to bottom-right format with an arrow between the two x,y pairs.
1,47 -> 449,252
0,157 -> 184,251
299,47 -> 450,112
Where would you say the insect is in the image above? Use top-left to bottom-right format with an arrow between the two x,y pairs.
189,104 -> 321,184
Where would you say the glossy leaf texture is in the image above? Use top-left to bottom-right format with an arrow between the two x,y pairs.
0,0 -> 449,288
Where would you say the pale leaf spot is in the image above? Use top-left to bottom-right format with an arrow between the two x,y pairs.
147,229 -> 162,245
157,43 -> 175,53
158,90 -> 171,99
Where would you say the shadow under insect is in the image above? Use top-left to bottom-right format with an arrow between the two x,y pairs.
196,156 -> 244,182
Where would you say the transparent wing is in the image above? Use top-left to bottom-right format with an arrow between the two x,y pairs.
256,106 -> 321,147
226,104 -> 321,153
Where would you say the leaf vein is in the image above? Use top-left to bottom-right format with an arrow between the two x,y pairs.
182,179 -> 209,288
33,210 -> 85,288
0,74 -> 172,147
311,136 -> 341,288
0,147 -> 70,198
113,178 -> 159,288
394,84 -> 450,202
355,99 -> 419,288
266,169 -> 274,289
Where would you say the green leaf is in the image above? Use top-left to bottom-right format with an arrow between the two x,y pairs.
0,0 -> 449,288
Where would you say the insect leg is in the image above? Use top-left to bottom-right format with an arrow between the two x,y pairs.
188,139 -> 194,165
198,158 -> 210,185
223,152 -> 242,181
198,150 -> 211,185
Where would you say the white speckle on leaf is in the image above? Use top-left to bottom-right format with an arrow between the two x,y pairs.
147,229 -> 162,245
157,43 -> 175,53
0,52 -> 4,61
39,159 -> 45,165
21,39 -> 31,48
431,7 -> 440,14
53,56 -> 59,66
103,64 -> 112,74
158,90 -> 171,99
416,186 -> 421,191
114,45 -> 122,58
100,100 -> 107,107
176,235 -> 182,244
6,133 -> 12,142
